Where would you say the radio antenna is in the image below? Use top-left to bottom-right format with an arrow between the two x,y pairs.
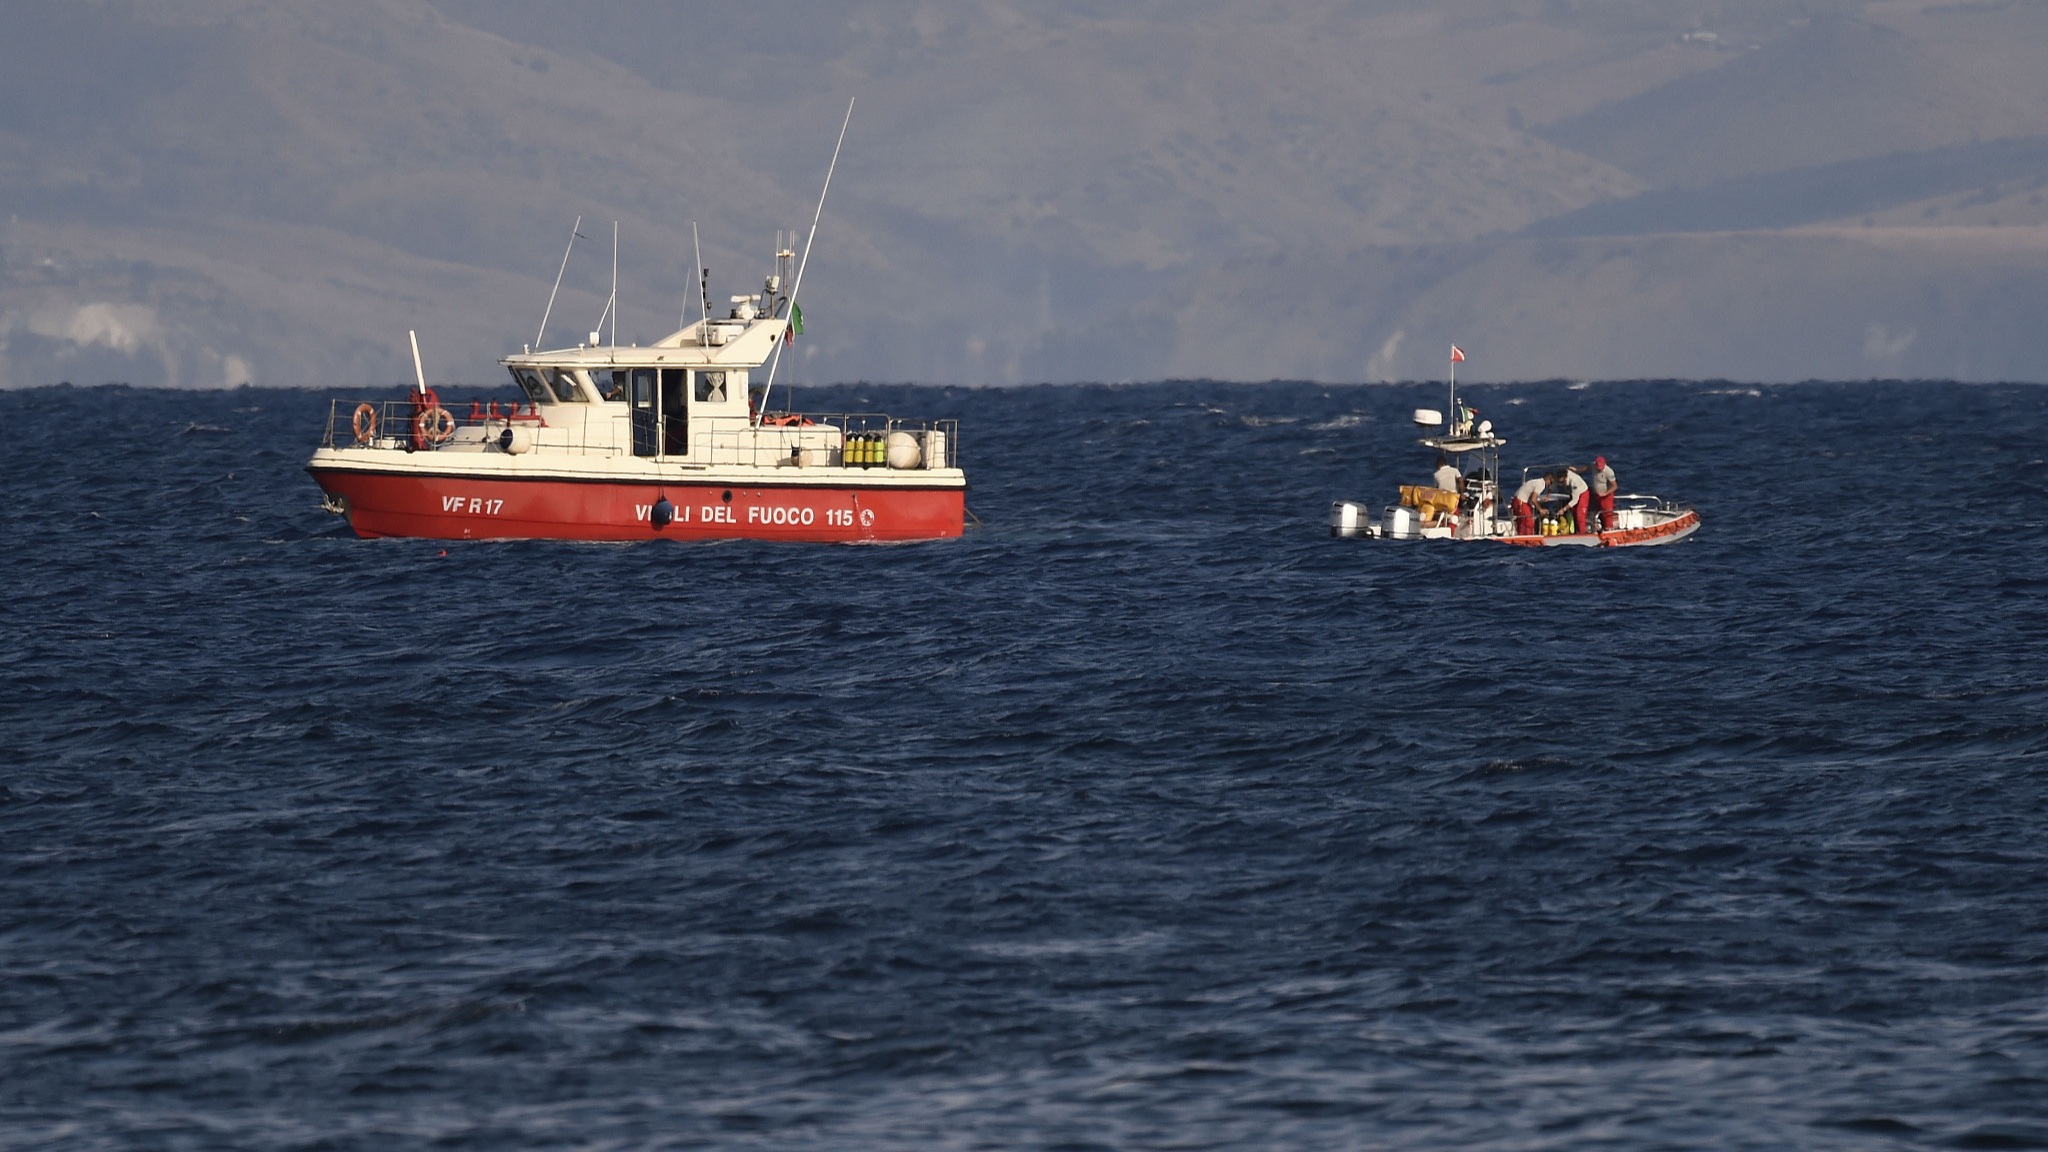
536,215 -> 583,349
759,96 -> 852,424
408,330 -> 427,395
591,222 -> 620,346
691,221 -> 708,345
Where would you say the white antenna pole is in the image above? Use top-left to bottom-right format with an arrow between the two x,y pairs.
537,215 -> 583,349
681,223 -> 693,328
1449,345 -> 1457,428
592,251 -> 616,338
610,220 -> 619,349
761,96 -> 853,423
691,221 -> 708,344
409,330 -> 427,395
761,230 -> 789,399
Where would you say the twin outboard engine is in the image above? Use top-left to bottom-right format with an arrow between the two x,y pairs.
1330,501 -> 1371,538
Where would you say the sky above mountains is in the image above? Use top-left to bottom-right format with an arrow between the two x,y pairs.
3,0 -> 2045,387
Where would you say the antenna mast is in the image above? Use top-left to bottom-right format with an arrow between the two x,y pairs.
760,96 -> 853,423
762,230 -> 796,397
409,330 -> 427,395
591,221 -> 620,347
536,216 -> 583,349
691,222 -> 708,346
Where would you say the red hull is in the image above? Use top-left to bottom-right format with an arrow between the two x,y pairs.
310,468 -> 964,542
1498,509 -> 1700,548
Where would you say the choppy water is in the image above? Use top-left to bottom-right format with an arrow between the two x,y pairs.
3,379 -> 2047,1150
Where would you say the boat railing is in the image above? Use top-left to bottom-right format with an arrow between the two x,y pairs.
1611,494 -> 1693,516
322,399 -> 961,470
321,398 -> 551,452
712,413 -> 959,470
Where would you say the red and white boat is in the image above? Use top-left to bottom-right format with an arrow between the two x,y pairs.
309,109 -> 965,544
1329,363 -> 1698,547
307,298 -> 964,543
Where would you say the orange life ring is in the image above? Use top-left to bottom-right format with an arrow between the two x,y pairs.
352,403 -> 378,444
415,405 -> 456,444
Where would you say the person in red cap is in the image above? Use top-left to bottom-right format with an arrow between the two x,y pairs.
1587,455 -> 1616,530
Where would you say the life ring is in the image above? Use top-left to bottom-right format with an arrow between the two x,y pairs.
415,405 -> 456,444
352,403 -> 378,444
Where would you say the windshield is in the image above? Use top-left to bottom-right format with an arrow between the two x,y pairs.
544,368 -> 584,403
509,367 -> 549,404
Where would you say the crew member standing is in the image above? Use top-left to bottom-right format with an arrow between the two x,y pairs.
1588,455 -> 1616,530
1432,455 -> 1461,495
1512,473 -> 1546,536
1561,466 -> 1590,533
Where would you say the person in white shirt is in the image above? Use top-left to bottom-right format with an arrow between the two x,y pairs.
1587,455 -> 1617,530
1513,474 -> 1546,536
1560,466 -> 1590,533
1432,455 -> 1461,495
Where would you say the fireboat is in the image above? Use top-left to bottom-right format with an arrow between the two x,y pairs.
306,105 -> 965,544
1328,349 -> 1699,547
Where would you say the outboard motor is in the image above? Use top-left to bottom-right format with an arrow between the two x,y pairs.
1330,500 -> 1370,538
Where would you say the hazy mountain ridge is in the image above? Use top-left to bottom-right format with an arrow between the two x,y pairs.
1523,135 -> 2048,238
2,0 -> 2044,388
1535,14 -> 2037,187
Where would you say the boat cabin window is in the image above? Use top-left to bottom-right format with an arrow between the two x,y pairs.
695,371 -> 727,403
544,368 -> 586,403
587,368 -> 625,402
509,367 -> 551,405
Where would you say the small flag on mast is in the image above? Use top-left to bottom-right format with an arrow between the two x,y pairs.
1450,345 -> 1466,363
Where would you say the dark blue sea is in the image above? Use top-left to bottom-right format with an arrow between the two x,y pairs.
3,379 -> 2047,1150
